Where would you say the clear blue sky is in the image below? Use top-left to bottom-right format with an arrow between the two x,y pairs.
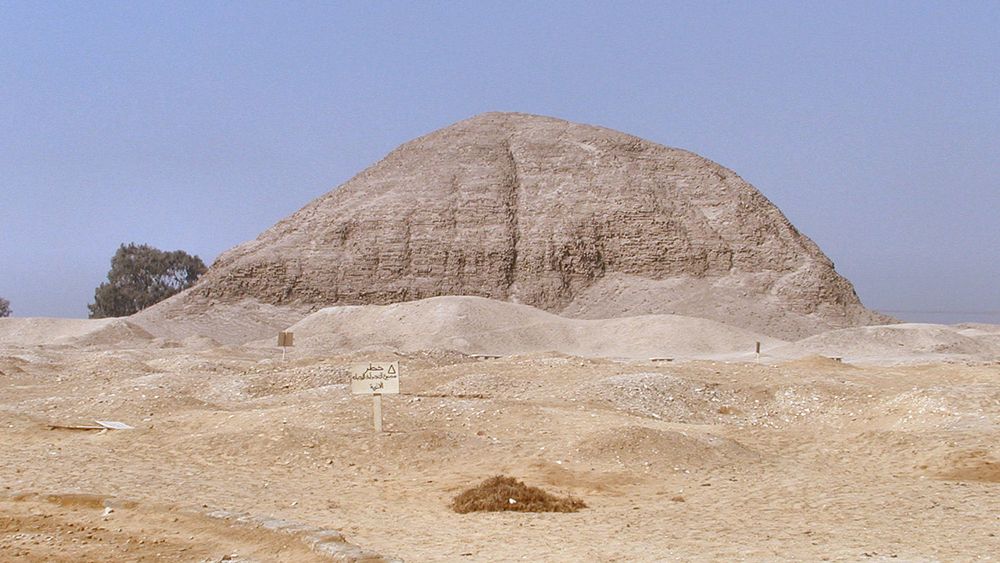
2,1 -> 998,324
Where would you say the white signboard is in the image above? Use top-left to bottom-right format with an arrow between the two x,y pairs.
351,362 -> 400,395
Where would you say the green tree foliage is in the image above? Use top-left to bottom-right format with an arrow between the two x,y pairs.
0,297 -> 10,318
88,243 -> 207,318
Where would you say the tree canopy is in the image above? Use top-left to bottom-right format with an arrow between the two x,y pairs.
88,243 -> 207,318
0,297 -> 10,318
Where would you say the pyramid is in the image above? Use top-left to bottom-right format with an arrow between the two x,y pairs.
170,112 -> 888,339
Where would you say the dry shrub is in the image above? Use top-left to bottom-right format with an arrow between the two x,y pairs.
451,475 -> 586,513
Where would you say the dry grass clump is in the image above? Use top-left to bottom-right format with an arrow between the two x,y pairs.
451,475 -> 586,513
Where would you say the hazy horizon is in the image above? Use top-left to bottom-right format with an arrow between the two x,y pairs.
2,2 -> 997,325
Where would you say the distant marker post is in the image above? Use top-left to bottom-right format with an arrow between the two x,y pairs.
278,331 -> 294,361
755,341 -> 761,364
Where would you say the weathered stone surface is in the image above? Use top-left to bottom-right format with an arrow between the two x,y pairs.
182,112 -> 888,339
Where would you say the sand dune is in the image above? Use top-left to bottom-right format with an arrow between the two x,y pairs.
268,295 -> 783,359
255,296 -> 1000,364
5,300 -> 997,367
0,317 -> 153,348
767,322 -> 1000,364
130,295 -> 311,346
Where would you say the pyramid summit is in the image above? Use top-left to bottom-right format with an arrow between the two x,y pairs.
178,112 -> 888,339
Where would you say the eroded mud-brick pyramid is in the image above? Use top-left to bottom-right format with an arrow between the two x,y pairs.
185,112 -> 887,339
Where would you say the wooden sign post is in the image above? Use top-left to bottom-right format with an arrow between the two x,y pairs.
278,331 -> 294,361
372,394 -> 383,432
350,362 -> 400,432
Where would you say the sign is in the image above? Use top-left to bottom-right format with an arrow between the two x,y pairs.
278,331 -> 294,347
351,362 -> 400,395
351,361 -> 401,432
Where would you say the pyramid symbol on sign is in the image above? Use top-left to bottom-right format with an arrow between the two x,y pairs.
387,364 -> 396,375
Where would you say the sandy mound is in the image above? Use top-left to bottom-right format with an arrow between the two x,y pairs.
1,493 -> 387,562
954,323 -> 1000,351
954,323 -> 1000,334
769,323 -> 1000,364
263,295 -> 783,359
572,371 -> 749,424
0,355 -> 30,377
562,273 -> 886,342
0,317 -> 153,348
935,450 -> 1000,483
574,425 -> 759,470
129,295 -> 311,346
779,354 -> 857,370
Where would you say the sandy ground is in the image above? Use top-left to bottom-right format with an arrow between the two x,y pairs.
2,323 -> 998,562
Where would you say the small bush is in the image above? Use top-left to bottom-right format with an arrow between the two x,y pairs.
451,475 -> 586,513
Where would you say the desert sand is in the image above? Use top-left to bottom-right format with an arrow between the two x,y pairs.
2,114 -> 995,561
2,298 -> 998,561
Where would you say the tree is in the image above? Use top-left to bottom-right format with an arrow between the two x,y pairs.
88,243 -> 207,318
0,297 -> 10,318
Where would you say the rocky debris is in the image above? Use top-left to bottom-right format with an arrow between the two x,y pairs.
149,112 -> 888,341
2,492 -> 399,563
204,510 -> 400,562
